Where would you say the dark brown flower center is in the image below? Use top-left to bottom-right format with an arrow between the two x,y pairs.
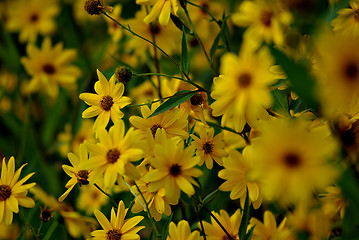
77,170 -> 90,186
29,13 -> 39,22
238,73 -> 252,88
100,96 -> 114,111
203,142 -> 213,154
341,120 -> 359,149
343,61 -> 358,82
169,164 -> 181,177
106,229 -> 122,240
0,185 -> 12,201
283,152 -> 302,168
222,234 -> 237,240
43,64 -> 56,75
150,24 -> 161,35
151,124 -> 162,137
260,10 -> 273,27
106,148 -> 120,164
40,207 -> 53,222
190,93 -> 204,106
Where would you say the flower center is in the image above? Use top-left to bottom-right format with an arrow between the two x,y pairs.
40,207 -> 53,222
43,64 -> 56,75
222,234 -> 237,240
190,93 -> 204,106
0,185 -> 12,201
100,96 -> 114,111
150,24 -> 161,35
106,148 -> 120,164
151,124 -> 163,137
106,229 -> 122,240
169,164 -> 181,177
29,13 -> 39,22
203,142 -> 213,154
77,170 -> 90,186
260,10 -> 273,27
283,152 -> 302,168
238,73 -> 252,88
341,120 -> 359,148
343,61 -> 358,82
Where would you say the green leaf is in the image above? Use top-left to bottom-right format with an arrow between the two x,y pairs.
148,90 -> 197,118
181,26 -> 190,75
270,47 -> 318,110
210,31 -> 221,62
170,14 -> 192,35
203,189 -> 219,205
186,121 -> 196,146
245,225 -> 255,240
161,214 -> 173,240
238,189 -> 250,240
271,89 -> 289,115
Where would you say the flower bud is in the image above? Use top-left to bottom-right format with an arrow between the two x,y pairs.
115,66 -> 132,84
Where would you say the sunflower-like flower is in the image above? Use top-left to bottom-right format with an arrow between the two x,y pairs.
129,102 -> 189,140
92,200 -> 144,240
0,157 -> 36,224
85,121 -> 144,189
5,0 -> 59,43
59,144 -> 98,202
331,0 -> 359,37
80,69 -> 131,132
21,38 -> 81,98
202,209 -> 242,240
251,118 -> 339,205
167,220 -> 201,240
211,46 -> 277,133
190,126 -> 227,169
218,146 -> 262,209
144,133 -> 202,204
136,0 -> 179,25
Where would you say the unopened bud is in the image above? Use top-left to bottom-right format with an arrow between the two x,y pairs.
115,66 -> 132,84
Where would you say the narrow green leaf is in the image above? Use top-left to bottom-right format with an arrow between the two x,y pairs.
271,89 -> 289,115
203,189 -> 219,205
270,47 -> 318,110
181,26 -> 190,75
170,14 -> 192,35
161,214 -> 173,240
186,121 -> 196,146
148,90 -> 197,118
238,189 -> 250,240
210,32 -> 221,62
220,11 -> 230,48
244,225 -> 256,240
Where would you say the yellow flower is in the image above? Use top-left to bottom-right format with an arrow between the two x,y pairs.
202,209 -> 242,240
0,157 -> 35,224
129,80 -> 159,105
251,118 -> 339,205
85,121 -> 144,189
80,69 -> 131,132
136,0 -> 179,25
167,220 -> 201,240
331,0 -> 359,37
144,134 -> 202,204
76,184 -> 109,216
218,147 -> 262,209
21,37 -> 81,98
5,0 -> 59,43
319,186 -> 346,219
231,0 -> 292,46
211,46 -> 277,133
250,211 -> 294,240
181,91 -> 210,126
92,200 -> 144,240
129,102 -> 189,140
191,126 -> 227,169
59,144 -> 98,202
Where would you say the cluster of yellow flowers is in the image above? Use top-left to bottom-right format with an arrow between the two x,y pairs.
1,0 -> 359,239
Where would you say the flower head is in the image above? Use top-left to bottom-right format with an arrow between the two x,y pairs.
80,69 -> 131,132
331,0 -> 359,37
136,0 -> 180,26
0,157 -> 36,224
167,220 -> 201,240
92,200 -> 144,240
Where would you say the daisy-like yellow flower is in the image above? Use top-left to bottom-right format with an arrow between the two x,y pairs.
251,118 -> 339,205
80,69 -> 131,132
0,157 -> 36,224
190,126 -> 227,169
92,200 -> 144,240
5,0 -> 59,43
167,220 -> 201,240
181,91 -> 210,126
202,209 -> 242,240
231,0 -> 292,46
250,211 -> 294,240
211,45 -> 277,133
144,134 -> 202,204
59,144 -> 98,202
218,146 -> 262,209
331,0 -> 359,37
129,102 -> 189,140
21,37 -> 81,98
136,0 -> 179,25
85,121 -> 144,189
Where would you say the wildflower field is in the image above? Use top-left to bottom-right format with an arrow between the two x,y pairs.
1,0 -> 359,239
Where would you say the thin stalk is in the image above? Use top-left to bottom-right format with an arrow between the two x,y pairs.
149,21 -> 163,99
36,221 -> 43,239
187,1 -> 220,26
194,205 -> 207,240
94,183 -> 117,209
183,7 -> 218,76
19,211 -> 37,239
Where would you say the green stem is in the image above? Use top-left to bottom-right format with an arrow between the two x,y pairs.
36,221 -> 43,239
187,1 -> 221,26
149,20 -> 163,99
43,221 -> 58,240
94,183 -> 118,209
183,7 -> 218,76
19,210 -> 37,239
194,205 -> 207,240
